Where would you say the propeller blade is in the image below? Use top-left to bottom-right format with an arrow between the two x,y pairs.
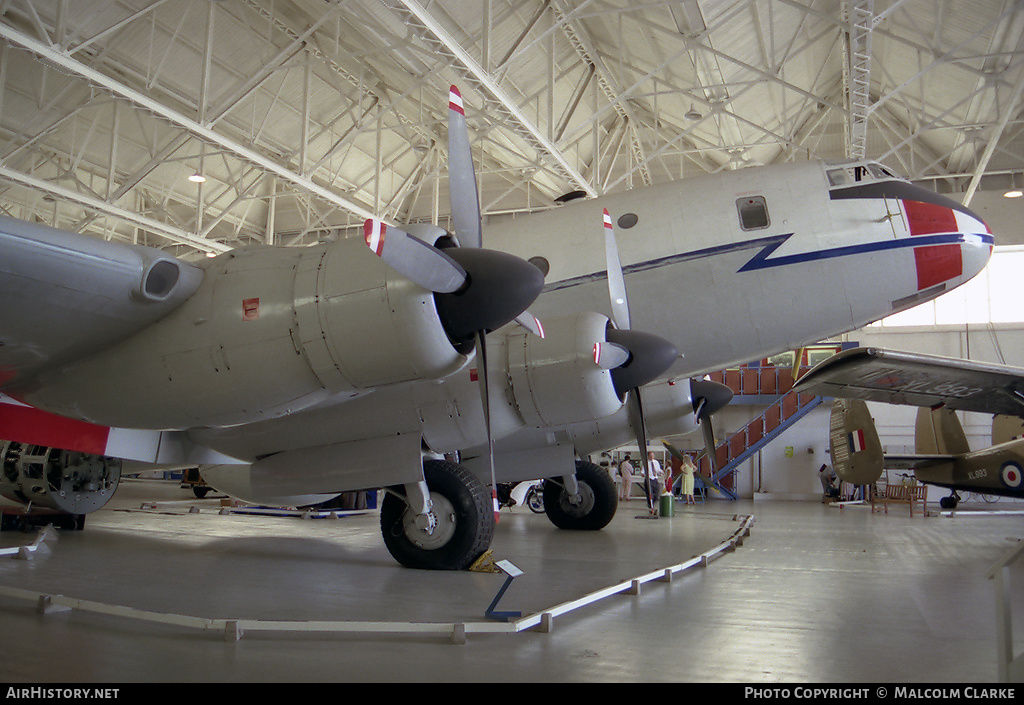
364,219 -> 467,293
661,439 -> 688,462
699,414 -> 718,475
603,208 -> 630,330
475,330 -> 499,524
447,86 -> 483,249
593,341 -> 630,370
515,312 -> 545,338
626,388 -> 655,513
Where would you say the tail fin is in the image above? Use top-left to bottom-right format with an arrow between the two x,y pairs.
915,407 -> 970,455
828,398 -> 884,485
992,414 -> 1024,446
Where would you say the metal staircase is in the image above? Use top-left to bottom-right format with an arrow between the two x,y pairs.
695,365 -> 824,500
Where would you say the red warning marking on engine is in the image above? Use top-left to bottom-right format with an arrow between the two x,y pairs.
469,368 -> 478,382
242,297 -> 260,322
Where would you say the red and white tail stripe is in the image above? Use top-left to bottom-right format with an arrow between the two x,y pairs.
364,219 -> 386,256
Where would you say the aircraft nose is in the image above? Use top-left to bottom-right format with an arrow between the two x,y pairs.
955,202 -> 994,283
898,181 -> 994,290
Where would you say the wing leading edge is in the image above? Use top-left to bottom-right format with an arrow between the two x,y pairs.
795,347 -> 1024,418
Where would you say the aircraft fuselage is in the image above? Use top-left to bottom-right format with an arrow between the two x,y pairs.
491,159 -> 991,377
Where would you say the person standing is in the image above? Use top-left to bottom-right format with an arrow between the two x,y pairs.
618,454 -> 634,501
680,454 -> 697,505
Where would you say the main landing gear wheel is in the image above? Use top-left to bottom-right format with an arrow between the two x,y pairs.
380,459 -> 494,571
939,492 -> 960,509
542,460 -> 618,531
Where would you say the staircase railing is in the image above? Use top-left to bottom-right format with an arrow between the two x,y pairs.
695,366 -> 822,499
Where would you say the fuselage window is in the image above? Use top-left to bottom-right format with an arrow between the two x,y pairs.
737,196 -> 770,230
617,213 -> 639,229
528,256 -> 550,277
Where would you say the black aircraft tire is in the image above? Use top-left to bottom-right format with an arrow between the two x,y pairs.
542,460 -> 618,531
380,459 -> 494,571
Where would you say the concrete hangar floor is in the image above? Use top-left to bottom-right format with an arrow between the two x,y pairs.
0,478 -> 1020,683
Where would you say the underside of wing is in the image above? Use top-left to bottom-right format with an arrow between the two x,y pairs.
882,453 -> 954,470
796,347 -> 1024,417
0,216 -> 204,388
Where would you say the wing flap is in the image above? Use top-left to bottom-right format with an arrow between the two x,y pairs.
796,347 -> 1024,417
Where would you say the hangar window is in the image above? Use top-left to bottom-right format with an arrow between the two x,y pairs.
737,196 -> 770,230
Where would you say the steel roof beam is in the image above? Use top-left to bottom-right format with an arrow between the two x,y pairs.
0,22 -> 378,227
391,0 -> 598,198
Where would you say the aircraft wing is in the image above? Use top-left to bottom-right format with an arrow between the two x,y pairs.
795,347 -> 1024,418
882,454 -> 954,470
0,215 -> 204,388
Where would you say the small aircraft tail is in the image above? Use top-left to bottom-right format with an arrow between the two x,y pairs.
914,407 -> 970,455
828,398 -> 884,484
992,414 -> 1024,445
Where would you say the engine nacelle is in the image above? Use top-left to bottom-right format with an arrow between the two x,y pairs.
568,379 -> 702,457
415,312 -> 627,452
26,238 -> 467,429
0,440 -> 121,513
505,311 -> 625,428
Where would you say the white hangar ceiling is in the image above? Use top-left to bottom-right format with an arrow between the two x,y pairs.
1,0 -> 1023,257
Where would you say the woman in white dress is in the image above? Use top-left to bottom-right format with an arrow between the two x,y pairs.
680,455 -> 697,505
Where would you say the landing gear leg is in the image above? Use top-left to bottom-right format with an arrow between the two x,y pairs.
542,460 -> 618,531
380,459 -> 494,570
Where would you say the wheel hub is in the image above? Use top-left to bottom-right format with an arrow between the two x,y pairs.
558,482 -> 595,518
402,494 -> 457,550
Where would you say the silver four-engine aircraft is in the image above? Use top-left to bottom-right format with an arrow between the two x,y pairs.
0,86 -> 994,569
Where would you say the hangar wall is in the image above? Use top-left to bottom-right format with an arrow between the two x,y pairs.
730,323 -> 1024,502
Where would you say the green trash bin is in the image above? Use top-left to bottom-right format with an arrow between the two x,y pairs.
659,493 -> 674,517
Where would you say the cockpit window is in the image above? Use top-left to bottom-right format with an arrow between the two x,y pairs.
737,196 -> 770,230
827,161 -> 899,187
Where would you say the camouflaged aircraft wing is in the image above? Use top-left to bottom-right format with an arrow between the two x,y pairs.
795,347 -> 1024,418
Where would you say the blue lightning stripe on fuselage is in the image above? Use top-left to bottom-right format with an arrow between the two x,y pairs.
542,230 -> 994,294
737,231 -> 993,273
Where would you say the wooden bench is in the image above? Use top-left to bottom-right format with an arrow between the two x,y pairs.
871,483 -> 927,516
